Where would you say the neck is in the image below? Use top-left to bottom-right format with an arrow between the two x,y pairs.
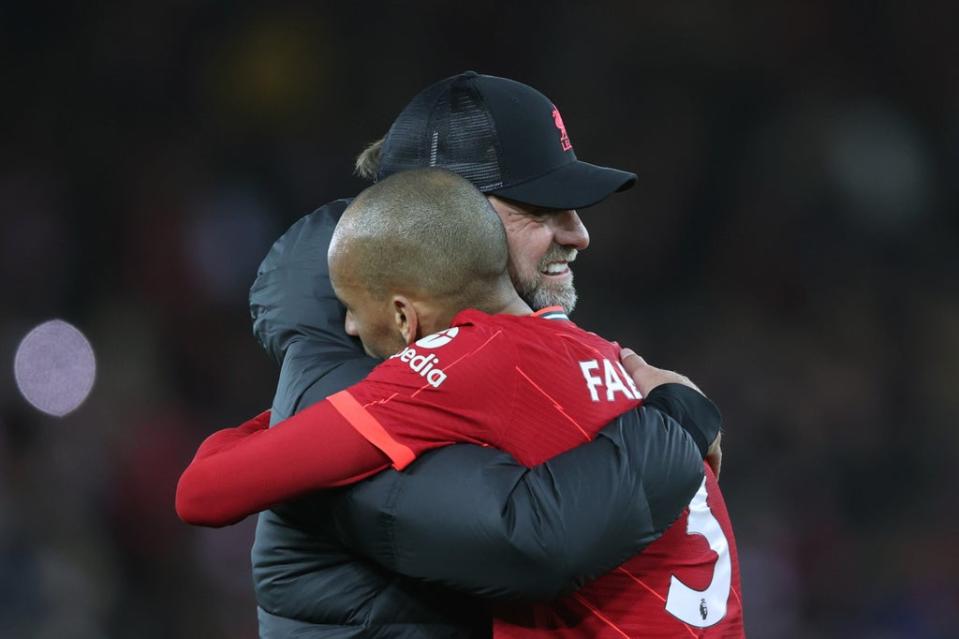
484,292 -> 533,317
417,280 -> 533,337
478,277 -> 533,317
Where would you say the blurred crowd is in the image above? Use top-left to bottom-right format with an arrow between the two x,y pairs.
1,2 -> 956,637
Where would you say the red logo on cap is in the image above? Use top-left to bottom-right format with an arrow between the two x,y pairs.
552,106 -> 573,152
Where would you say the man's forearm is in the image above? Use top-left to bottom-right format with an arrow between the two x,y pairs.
175,400 -> 389,527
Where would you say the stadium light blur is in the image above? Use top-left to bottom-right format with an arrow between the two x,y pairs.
13,320 -> 96,417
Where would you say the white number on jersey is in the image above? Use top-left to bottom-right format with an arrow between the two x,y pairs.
665,477 -> 732,627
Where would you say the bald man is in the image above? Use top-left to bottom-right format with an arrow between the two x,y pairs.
177,170 -> 743,637
331,168 -> 523,360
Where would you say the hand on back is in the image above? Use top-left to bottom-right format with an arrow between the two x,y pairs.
619,348 -> 722,479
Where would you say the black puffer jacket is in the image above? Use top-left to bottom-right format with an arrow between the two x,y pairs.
248,200 -> 719,638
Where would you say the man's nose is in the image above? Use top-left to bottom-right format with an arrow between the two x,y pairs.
344,311 -> 358,337
550,210 -> 590,251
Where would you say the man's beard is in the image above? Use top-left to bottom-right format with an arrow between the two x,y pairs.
510,246 -> 579,314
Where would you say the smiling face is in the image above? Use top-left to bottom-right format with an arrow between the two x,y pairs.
486,195 -> 590,313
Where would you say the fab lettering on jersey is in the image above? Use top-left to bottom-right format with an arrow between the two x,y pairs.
579,358 -> 642,401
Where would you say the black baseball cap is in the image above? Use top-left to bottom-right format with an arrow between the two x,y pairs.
377,71 -> 636,210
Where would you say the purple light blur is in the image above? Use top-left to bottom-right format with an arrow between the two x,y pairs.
14,320 -> 96,417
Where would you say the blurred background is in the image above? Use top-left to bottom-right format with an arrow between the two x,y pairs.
1,1 -> 956,637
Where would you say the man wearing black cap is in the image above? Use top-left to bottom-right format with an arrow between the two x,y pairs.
365,71 -> 635,316
228,72 -> 722,638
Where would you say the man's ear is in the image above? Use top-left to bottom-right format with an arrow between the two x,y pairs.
392,295 -> 419,346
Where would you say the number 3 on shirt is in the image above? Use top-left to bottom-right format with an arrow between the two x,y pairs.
665,477 -> 732,627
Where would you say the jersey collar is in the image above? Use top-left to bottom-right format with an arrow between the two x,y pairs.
450,306 -> 570,327
530,305 -> 570,321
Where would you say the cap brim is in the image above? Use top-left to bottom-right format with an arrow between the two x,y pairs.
489,160 -> 637,210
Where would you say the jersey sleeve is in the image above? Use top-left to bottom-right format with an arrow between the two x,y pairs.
175,323 -> 515,527
175,402 -> 391,527
332,323 -> 516,469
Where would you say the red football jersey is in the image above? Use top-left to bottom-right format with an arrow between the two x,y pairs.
333,307 -> 745,638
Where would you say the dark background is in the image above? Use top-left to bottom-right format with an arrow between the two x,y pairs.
1,2 -> 956,637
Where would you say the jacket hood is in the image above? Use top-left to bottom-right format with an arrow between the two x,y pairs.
250,199 -> 362,364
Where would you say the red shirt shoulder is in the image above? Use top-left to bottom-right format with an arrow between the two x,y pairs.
471,311 -> 642,466
342,312 -> 519,468
336,308 -> 642,469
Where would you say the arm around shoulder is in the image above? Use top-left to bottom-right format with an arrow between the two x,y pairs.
331,397 -> 714,600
